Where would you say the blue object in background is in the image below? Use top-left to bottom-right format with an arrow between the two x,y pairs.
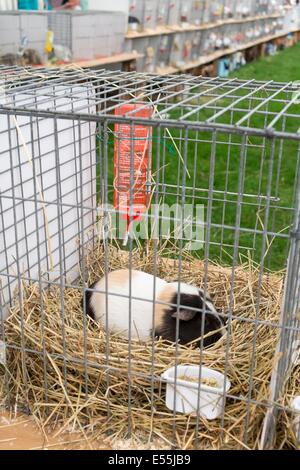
218,58 -> 230,78
18,0 -> 39,9
80,0 -> 89,9
45,0 -> 52,9
265,43 -> 277,56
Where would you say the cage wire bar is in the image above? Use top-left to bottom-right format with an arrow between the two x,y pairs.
0,66 -> 300,449
261,184 -> 300,448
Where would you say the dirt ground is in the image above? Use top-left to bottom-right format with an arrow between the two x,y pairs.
0,410 -> 110,450
0,410 -> 169,450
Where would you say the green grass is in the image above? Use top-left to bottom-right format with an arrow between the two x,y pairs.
229,42 -> 300,82
98,44 -> 300,271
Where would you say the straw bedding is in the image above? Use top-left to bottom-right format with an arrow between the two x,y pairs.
1,244 -> 299,449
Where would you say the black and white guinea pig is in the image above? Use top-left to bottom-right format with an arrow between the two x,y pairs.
83,270 -> 225,348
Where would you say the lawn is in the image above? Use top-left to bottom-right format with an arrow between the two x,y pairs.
229,42 -> 300,82
98,43 -> 300,271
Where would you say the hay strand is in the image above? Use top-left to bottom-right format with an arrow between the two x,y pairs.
1,244 -> 298,449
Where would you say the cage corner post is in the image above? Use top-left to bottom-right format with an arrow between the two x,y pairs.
260,191 -> 300,449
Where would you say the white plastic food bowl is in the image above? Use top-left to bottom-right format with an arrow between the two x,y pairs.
161,365 -> 230,420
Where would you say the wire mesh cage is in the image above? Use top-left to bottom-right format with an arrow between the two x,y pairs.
0,11 -> 47,64
167,0 -> 181,26
128,0 -> 159,31
46,10 -> 127,62
125,37 -> 152,73
0,67 -> 300,449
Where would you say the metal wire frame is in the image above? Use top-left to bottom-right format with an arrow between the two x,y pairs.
47,11 -> 73,56
0,66 -> 300,449
0,68 -> 299,137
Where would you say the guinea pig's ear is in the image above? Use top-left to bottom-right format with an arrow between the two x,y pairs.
171,309 -> 196,322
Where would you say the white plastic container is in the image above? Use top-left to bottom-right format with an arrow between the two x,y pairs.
161,365 -> 230,420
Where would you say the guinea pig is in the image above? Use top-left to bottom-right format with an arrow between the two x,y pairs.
0,49 -> 42,67
83,269 -> 225,348
22,49 -> 43,66
0,53 -> 22,66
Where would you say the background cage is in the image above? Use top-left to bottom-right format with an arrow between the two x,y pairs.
124,36 -> 155,72
0,66 -> 300,449
0,9 -> 128,64
46,10 -> 127,62
167,0 -> 182,27
0,11 -> 47,60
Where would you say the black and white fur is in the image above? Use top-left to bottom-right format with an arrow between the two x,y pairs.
83,269 -> 225,348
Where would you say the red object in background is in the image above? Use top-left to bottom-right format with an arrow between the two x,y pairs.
114,104 -> 153,229
183,42 -> 190,59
